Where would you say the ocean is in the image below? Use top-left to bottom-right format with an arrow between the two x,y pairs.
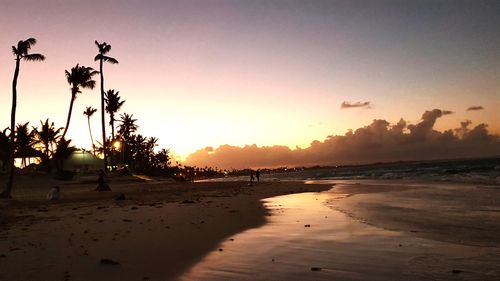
214,157 -> 500,185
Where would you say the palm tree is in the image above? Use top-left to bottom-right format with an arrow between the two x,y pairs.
94,40 -> 118,171
14,122 -> 37,168
105,90 -> 125,168
83,107 -> 98,154
33,119 -> 62,172
0,128 -> 9,171
105,89 -> 125,142
117,113 -> 138,140
53,138 -> 77,172
1,38 -> 45,198
62,64 -> 98,139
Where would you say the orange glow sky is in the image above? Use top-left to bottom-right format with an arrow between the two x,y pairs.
0,0 -> 498,161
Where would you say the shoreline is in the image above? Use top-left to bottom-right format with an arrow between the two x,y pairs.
328,181 -> 500,247
0,178 -> 332,281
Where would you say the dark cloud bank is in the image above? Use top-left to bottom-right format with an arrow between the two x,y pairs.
186,109 -> 500,169
341,101 -> 371,109
467,106 -> 484,111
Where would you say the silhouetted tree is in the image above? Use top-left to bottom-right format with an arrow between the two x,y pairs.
62,64 -> 98,139
0,128 -> 9,171
94,40 -> 118,171
53,138 -> 77,172
117,113 -> 138,140
14,122 -> 37,168
83,107 -> 98,155
33,119 -> 62,172
2,38 -> 45,198
104,89 -> 125,141
105,89 -> 125,168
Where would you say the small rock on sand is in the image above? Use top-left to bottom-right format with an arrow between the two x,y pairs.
304,224 -> 311,227
311,267 -> 322,271
100,258 -> 120,265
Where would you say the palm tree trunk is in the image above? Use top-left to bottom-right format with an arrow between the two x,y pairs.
62,92 -> 76,139
110,114 -> 115,169
88,117 -> 95,155
2,58 -> 20,198
44,143 -> 51,173
100,59 -> 108,171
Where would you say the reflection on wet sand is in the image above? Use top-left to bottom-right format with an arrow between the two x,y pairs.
181,188 -> 500,281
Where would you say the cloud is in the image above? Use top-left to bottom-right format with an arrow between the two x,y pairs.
185,109 -> 500,169
467,106 -> 484,111
442,110 -> 454,115
341,101 -> 371,109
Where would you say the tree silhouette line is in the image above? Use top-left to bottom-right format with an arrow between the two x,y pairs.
0,37 -> 177,198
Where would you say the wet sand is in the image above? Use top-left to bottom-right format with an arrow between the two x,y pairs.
0,174 -> 330,281
181,181 -> 500,280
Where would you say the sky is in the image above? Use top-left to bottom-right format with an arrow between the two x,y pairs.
0,0 -> 499,165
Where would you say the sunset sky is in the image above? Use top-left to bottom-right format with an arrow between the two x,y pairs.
0,0 -> 498,163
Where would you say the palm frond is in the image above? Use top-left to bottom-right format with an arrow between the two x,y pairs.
103,44 -> 111,54
103,56 -> 119,64
81,80 -> 96,89
23,53 -> 45,61
25,38 -> 37,46
11,46 -> 18,56
94,54 -> 102,61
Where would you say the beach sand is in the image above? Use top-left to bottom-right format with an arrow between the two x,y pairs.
0,173 -> 330,281
1,175 -> 499,280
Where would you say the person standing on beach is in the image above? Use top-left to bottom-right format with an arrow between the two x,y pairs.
256,170 -> 260,182
95,169 -> 111,191
250,170 -> 255,183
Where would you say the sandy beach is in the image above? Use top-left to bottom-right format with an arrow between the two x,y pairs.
1,175 -> 499,280
0,174 -> 330,281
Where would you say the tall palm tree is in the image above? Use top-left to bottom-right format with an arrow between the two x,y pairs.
105,90 -> 125,168
105,90 -> 125,142
94,40 -> 118,171
62,64 -> 98,139
33,119 -> 62,172
83,107 -> 98,155
1,38 -> 45,198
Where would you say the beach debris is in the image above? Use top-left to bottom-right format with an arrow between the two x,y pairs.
311,267 -> 322,271
399,244 -> 402,247
115,194 -> 126,200
37,208 -> 48,212
122,219 -> 133,222
451,269 -> 463,274
218,248 -> 224,252
100,258 -> 120,265
0,254 -> 6,258
304,224 -> 311,227
131,206 -> 138,210
182,199 -> 196,204
272,258 -> 275,262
